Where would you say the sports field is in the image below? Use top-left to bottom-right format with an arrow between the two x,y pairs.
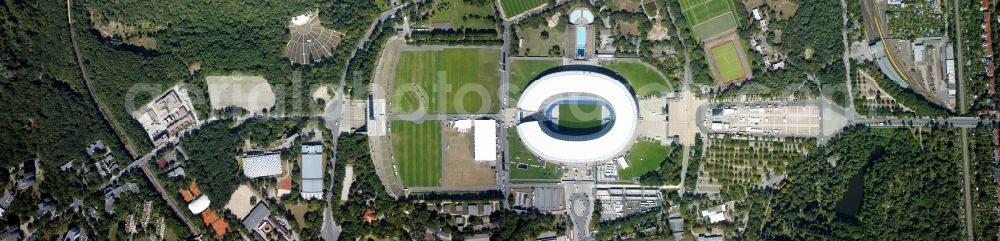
710,41 -> 747,82
678,0 -> 739,40
602,62 -> 672,97
618,141 -> 671,180
508,127 -> 562,180
558,104 -> 603,130
509,59 -> 562,105
391,120 -> 442,187
500,0 -> 547,18
392,48 -> 501,114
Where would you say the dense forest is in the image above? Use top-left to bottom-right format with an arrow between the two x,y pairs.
743,127 -> 965,240
71,0 -> 386,152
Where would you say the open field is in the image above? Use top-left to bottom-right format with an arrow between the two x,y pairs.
427,0 -> 498,29
500,0 -> 547,18
610,0 -> 643,13
678,0 -> 739,40
618,141 -> 671,180
509,59 -> 562,104
442,127 -> 497,187
710,41 -> 747,82
224,184 -> 259,219
392,48 -> 501,114
206,75 -> 276,114
602,62 -> 672,97
507,127 -> 562,180
284,203 -> 308,228
516,23 -> 566,57
391,120 -> 442,187
558,104 -> 603,129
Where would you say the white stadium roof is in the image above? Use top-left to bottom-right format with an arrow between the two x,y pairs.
516,71 -> 638,163
473,120 -> 497,161
242,154 -> 282,178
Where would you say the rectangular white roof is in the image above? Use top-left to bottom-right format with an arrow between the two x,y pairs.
473,120 -> 497,161
242,154 -> 282,178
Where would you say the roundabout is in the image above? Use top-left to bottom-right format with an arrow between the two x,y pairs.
515,69 -> 639,163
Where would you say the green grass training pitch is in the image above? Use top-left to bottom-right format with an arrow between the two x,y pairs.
391,120 -> 442,187
509,59 -> 562,105
507,127 -> 562,180
618,141 -> 671,180
710,41 -> 747,82
392,48 -> 501,114
558,104 -> 603,130
500,0 -> 547,18
678,0 -> 739,40
602,62 -> 672,97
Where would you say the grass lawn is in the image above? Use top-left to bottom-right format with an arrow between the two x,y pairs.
164,227 -> 179,241
618,141 -> 671,179
108,222 -> 119,241
516,23 -> 566,57
500,0 -> 547,18
507,127 -> 562,180
710,41 -> 747,82
428,0 -> 499,29
285,203 -> 308,229
509,59 -> 562,105
678,0 -> 739,40
391,120 -> 442,187
392,48 -> 501,114
602,62 -> 672,97
558,104 -> 603,129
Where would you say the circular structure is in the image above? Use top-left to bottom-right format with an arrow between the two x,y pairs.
516,70 -> 639,163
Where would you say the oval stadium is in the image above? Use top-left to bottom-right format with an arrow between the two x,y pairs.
515,69 -> 639,163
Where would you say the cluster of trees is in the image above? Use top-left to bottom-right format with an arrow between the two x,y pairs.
594,207 -> 667,241
409,28 -> 502,45
743,127 -> 966,240
970,126 -> 1000,239
772,0 -> 844,73
639,145 -> 683,186
861,66 -> 951,117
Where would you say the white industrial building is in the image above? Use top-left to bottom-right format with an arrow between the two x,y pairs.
301,144 -> 324,200
241,154 -> 282,178
473,120 -> 497,161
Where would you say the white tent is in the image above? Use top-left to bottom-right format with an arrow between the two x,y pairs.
473,120 -> 497,161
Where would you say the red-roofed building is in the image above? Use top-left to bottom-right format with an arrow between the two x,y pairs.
156,159 -> 168,169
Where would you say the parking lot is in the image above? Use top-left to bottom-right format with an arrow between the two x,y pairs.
707,103 -> 821,137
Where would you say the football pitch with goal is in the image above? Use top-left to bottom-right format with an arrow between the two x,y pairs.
710,41 -> 747,82
392,47 -> 501,114
678,0 -> 740,40
391,120 -> 442,187
558,104 -> 603,130
500,0 -> 546,18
